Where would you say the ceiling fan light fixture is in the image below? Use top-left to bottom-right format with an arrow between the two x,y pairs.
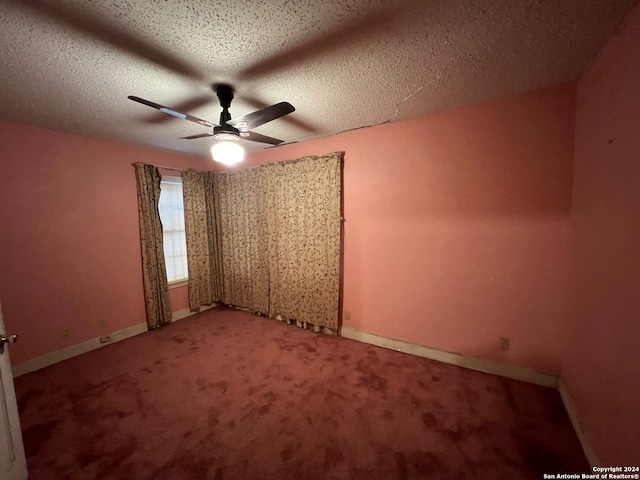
211,138 -> 245,165
213,132 -> 239,141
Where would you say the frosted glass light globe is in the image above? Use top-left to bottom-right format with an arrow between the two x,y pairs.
211,140 -> 245,165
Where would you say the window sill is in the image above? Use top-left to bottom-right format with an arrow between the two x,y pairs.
168,279 -> 188,289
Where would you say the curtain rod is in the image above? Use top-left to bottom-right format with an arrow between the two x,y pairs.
132,162 -> 185,172
154,164 -> 184,172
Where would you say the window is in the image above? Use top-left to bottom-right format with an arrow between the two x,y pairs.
158,176 -> 188,284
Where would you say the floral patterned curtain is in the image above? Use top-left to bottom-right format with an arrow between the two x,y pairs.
133,163 -> 172,329
213,167 -> 270,314
134,152 -> 342,333
265,152 -> 343,332
181,169 -> 223,312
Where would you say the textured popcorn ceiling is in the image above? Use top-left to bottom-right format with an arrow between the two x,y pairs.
0,0 -> 636,158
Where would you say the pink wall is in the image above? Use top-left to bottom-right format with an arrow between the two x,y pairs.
0,121 -> 209,364
0,85 -> 576,378
564,4 -> 640,465
244,84 -> 576,375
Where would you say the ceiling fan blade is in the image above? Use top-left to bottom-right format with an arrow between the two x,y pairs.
242,131 -> 285,145
145,96 -> 215,124
128,96 -> 216,128
180,133 -> 214,140
227,102 -> 295,131
242,94 -> 319,133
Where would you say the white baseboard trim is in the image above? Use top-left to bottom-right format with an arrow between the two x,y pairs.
11,322 -> 148,378
12,304 -> 218,378
340,327 -> 558,388
558,379 -> 601,467
171,303 -> 216,322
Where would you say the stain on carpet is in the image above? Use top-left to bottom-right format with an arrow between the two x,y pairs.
23,421 -> 58,457
323,445 -> 345,470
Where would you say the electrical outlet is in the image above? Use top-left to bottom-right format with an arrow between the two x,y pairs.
500,337 -> 510,351
99,335 -> 111,344
98,317 -> 108,328
61,328 -> 71,339
344,310 -> 351,321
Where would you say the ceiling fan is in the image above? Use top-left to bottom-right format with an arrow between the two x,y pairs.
128,85 -> 295,146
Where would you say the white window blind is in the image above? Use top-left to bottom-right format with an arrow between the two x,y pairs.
158,177 -> 188,283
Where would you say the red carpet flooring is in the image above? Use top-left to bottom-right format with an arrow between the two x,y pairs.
15,307 -> 588,479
